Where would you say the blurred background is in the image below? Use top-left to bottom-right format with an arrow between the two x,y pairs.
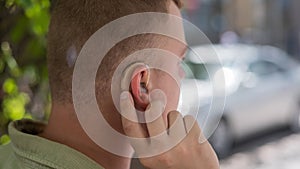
0,0 -> 51,145
180,0 -> 300,169
182,0 -> 300,57
1,0 -> 300,168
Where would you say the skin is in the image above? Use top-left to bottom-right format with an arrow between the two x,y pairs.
120,91 -> 219,169
41,1 -> 219,169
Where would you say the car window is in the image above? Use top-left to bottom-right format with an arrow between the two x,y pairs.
248,60 -> 285,77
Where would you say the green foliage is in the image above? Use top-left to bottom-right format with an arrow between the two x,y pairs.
0,134 -> 10,145
3,78 -> 18,94
5,0 -> 50,38
1,42 -> 21,77
0,0 -> 51,144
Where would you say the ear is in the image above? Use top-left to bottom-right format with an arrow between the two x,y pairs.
130,66 -> 150,111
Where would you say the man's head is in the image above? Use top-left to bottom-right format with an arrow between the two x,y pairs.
47,0 -> 186,131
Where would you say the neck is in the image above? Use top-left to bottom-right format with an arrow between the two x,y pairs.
40,103 -> 131,169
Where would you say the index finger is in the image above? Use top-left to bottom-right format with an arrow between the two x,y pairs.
120,91 -> 147,138
144,90 -> 168,137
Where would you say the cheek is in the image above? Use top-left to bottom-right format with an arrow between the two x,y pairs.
150,71 -> 181,125
154,75 -> 180,106
166,80 -> 180,107
161,76 -> 180,121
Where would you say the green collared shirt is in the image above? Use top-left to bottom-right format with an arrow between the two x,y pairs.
0,120 -> 104,169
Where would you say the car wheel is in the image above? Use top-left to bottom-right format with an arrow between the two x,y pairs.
290,103 -> 300,132
209,118 -> 233,158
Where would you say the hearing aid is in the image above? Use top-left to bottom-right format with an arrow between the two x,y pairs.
121,62 -> 150,92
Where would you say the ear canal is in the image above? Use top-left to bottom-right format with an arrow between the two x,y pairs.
140,66 -> 150,92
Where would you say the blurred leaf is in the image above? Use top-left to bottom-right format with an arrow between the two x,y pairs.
31,11 -> 49,36
25,2 -> 41,18
14,0 -> 50,37
1,42 -> 11,55
2,78 -> 18,94
23,113 -> 33,119
0,135 -> 11,145
3,93 -> 28,120
15,0 -> 31,8
10,16 -> 28,44
5,0 -> 15,8
23,38 -> 44,61
1,42 -> 21,77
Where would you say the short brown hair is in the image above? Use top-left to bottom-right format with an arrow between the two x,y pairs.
47,0 -> 182,103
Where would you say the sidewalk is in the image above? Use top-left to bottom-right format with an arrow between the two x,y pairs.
220,132 -> 300,169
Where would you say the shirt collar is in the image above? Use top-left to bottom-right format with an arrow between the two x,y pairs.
9,120 -> 104,169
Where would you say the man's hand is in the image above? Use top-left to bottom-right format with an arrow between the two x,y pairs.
120,91 -> 219,169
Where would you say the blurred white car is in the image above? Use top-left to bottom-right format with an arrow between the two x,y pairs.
181,44 -> 300,157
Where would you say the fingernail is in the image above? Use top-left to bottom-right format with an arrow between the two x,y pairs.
120,91 -> 128,100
